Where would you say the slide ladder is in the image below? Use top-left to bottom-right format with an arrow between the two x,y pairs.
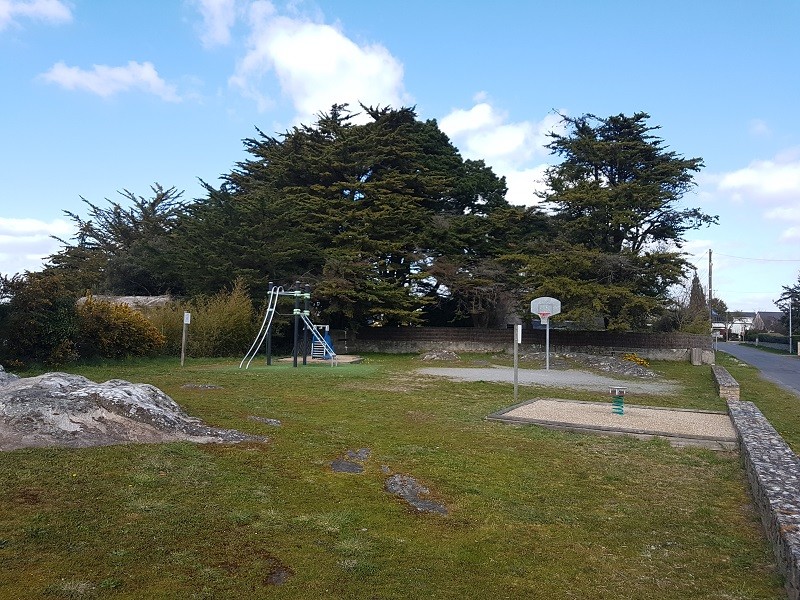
301,314 -> 337,366
310,326 -> 333,359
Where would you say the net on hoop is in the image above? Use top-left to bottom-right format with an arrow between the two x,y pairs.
537,312 -> 551,325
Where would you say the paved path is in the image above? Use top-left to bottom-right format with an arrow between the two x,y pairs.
417,366 -> 679,395
717,342 -> 800,397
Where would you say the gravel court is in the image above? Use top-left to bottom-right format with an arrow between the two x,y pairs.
489,399 -> 736,449
418,366 -> 735,448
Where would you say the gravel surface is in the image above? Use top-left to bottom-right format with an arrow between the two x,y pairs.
420,364 -> 733,445
417,366 -> 679,395
500,399 -> 735,440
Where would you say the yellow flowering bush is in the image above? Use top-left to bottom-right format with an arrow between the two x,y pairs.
622,352 -> 649,367
77,297 -> 166,359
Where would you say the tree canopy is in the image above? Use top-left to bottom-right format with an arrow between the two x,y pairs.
20,107 -> 718,334
518,112 -> 717,330
169,104 -> 528,328
50,184 -> 187,296
776,272 -> 800,336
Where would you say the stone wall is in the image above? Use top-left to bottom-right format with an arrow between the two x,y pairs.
711,366 -> 740,401
340,327 -> 714,363
728,400 -> 800,600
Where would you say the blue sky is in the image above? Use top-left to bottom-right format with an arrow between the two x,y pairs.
1,0 -> 799,312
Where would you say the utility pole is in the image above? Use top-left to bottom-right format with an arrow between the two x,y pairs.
708,249 -> 713,332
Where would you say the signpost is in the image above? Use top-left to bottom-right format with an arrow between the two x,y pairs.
530,297 -> 561,371
181,311 -> 191,367
513,324 -> 522,402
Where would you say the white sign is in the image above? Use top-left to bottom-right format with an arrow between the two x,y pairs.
516,324 -> 522,344
183,312 -> 191,325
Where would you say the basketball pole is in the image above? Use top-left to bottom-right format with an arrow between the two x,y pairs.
545,318 -> 550,371
530,297 -> 560,374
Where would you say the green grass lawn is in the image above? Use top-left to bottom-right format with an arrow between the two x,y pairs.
0,354 -> 787,599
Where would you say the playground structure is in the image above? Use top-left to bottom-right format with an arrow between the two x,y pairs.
240,282 -> 337,369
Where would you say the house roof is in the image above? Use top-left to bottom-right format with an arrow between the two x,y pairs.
756,311 -> 783,320
727,312 -> 756,319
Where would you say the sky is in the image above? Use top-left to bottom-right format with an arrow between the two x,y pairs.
1,0 -> 799,312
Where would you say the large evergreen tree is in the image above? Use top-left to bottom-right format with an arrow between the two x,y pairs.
175,104 -> 520,328
48,184 -> 187,295
522,112 -> 717,330
776,272 -> 800,337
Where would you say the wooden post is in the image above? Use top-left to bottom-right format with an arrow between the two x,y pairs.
181,311 -> 190,367
513,324 -> 521,403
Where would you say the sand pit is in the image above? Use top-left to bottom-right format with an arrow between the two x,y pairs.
489,398 -> 737,450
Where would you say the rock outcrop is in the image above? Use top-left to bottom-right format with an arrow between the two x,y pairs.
0,370 -> 264,451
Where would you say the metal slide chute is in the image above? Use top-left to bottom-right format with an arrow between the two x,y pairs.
240,285 -> 282,369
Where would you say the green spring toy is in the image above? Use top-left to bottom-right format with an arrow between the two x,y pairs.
610,387 -> 626,415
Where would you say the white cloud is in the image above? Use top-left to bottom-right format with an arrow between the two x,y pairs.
766,208 -> 800,242
502,165 -> 550,207
716,155 -> 800,203
230,4 -> 410,120
0,217 -> 72,276
439,102 -> 502,137
780,226 -> 800,242
0,0 -> 72,31
765,206 -> 800,221
189,0 -> 238,48
749,118 -> 771,137
710,151 -> 800,254
40,61 -> 181,102
441,103 -> 562,165
439,99 -> 565,206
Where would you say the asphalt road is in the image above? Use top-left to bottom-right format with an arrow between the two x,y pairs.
417,366 -> 679,395
717,342 -> 800,397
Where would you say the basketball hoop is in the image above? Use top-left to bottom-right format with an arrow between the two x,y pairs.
531,297 -> 561,324
530,296 -> 561,372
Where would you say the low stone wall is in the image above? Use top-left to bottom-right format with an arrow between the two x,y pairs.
711,366 -> 740,401
728,400 -> 800,599
343,328 -> 714,363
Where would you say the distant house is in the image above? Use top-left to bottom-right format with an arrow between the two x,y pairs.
753,311 -> 785,332
713,312 -> 755,340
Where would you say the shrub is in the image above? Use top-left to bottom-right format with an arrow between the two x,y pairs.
744,331 -> 789,344
0,272 -> 79,366
142,278 -> 257,358
622,352 -> 649,367
76,297 -> 166,359
142,302 -> 185,355
680,315 -> 711,335
187,279 -> 256,357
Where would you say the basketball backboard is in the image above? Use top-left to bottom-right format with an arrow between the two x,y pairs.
530,296 -> 561,324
